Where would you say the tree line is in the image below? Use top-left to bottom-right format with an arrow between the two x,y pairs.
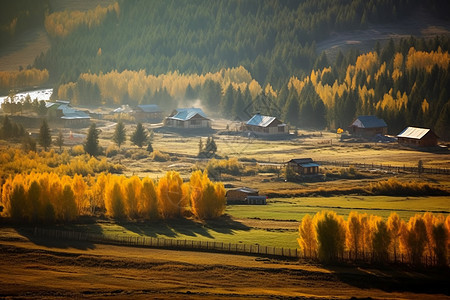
1,170 -> 226,223
298,210 -> 449,266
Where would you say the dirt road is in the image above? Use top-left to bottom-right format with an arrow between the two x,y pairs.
0,228 -> 448,299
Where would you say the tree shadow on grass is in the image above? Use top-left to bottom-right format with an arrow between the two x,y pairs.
13,220 -> 102,251
121,215 -> 251,239
325,263 -> 450,296
122,218 -> 214,239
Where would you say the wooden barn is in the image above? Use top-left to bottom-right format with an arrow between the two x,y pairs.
226,187 -> 260,204
133,104 -> 163,123
164,108 -> 211,129
245,113 -> 288,135
287,158 -> 320,175
396,127 -> 439,147
46,101 -> 90,127
349,116 -> 387,137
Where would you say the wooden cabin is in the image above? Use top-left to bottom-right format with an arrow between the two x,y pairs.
397,127 -> 439,147
349,116 -> 387,137
287,158 -> 320,175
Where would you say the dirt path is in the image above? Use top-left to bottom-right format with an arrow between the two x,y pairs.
0,228 -> 448,299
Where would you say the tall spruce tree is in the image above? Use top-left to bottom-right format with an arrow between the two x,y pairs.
85,123 -> 100,156
113,121 -> 126,149
39,118 -> 51,151
131,123 -> 147,148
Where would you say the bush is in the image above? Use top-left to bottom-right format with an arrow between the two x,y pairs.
105,145 -> 119,157
71,145 -> 85,156
151,150 -> 170,162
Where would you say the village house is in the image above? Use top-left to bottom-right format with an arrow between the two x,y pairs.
396,126 -> 439,147
226,187 -> 266,204
164,108 -> 211,129
287,158 -> 320,175
245,113 -> 288,135
46,100 -> 90,127
133,104 -> 163,123
349,115 -> 387,137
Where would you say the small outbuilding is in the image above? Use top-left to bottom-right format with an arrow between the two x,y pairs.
164,108 -> 211,129
349,115 -> 387,137
245,113 -> 288,135
133,104 -> 163,123
46,100 -> 90,127
287,158 -> 320,175
226,187 -> 260,204
396,127 -> 439,147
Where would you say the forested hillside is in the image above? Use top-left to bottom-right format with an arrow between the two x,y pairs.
33,0 -> 439,88
1,0 -> 450,139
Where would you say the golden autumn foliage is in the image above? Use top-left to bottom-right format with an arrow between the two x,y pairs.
298,211 -> 449,265
0,148 -> 122,177
58,66 -> 261,105
1,170 -> 226,223
44,3 -> 120,38
188,170 -> 226,220
0,68 -> 49,91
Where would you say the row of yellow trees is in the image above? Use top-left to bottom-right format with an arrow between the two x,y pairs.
0,170 -> 226,223
298,211 -> 449,266
0,68 -> 49,91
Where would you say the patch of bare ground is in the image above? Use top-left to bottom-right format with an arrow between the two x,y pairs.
0,228 -> 448,299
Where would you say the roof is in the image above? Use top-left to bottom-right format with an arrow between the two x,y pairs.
168,108 -> 208,121
396,127 -> 435,140
137,104 -> 162,113
288,158 -> 320,167
229,187 -> 259,194
246,113 -> 281,127
350,116 -> 387,129
113,105 -> 133,114
59,105 -> 90,120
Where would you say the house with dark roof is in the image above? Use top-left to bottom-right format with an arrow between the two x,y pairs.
245,113 -> 288,135
134,104 -> 163,123
397,127 -> 439,147
46,101 -> 90,127
226,187 -> 266,204
287,158 -> 320,175
164,108 -> 211,128
349,116 -> 387,137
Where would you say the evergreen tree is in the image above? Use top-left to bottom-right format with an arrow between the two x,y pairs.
39,118 -> 51,151
131,122 -> 147,148
113,121 -> 126,149
1,115 -> 13,139
55,130 -> 64,152
84,123 -> 100,156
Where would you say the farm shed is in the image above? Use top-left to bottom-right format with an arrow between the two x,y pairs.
349,115 -> 387,137
134,104 -> 163,123
226,187 -> 259,204
46,101 -> 90,127
245,113 -> 288,135
164,108 -> 211,129
396,127 -> 439,147
287,158 -> 320,175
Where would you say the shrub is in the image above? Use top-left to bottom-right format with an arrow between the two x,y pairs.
71,145 -> 85,156
105,145 -> 119,157
151,150 -> 170,162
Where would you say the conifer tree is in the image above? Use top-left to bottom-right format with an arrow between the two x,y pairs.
55,130 -> 64,152
113,121 -> 126,149
131,123 -> 147,148
39,118 -> 51,151
84,123 -> 100,156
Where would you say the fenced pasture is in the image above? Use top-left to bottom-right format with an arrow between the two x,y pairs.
33,227 -> 448,267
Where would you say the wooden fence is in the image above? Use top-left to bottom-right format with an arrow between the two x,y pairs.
33,227 -> 301,258
317,160 -> 450,175
33,227 -> 446,267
